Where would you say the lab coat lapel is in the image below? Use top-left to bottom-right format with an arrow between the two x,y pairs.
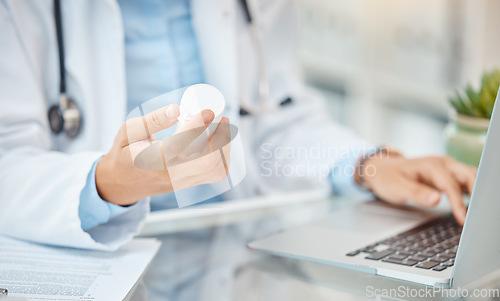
64,0 -> 127,151
191,0 -> 239,121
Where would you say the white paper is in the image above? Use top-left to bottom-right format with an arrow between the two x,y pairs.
0,236 -> 161,301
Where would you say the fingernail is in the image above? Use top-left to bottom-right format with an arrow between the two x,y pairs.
460,209 -> 467,225
165,105 -> 178,119
427,192 -> 440,205
202,110 -> 215,124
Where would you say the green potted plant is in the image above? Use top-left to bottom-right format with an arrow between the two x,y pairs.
445,69 -> 500,166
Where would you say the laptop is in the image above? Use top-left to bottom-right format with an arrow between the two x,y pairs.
248,91 -> 500,288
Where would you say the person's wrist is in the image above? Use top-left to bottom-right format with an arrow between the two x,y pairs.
95,155 -> 129,206
95,155 -> 141,206
96,154 -> 175,206
354,147 -> 403,190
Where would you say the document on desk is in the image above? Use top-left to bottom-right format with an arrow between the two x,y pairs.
0,236 -> 161,301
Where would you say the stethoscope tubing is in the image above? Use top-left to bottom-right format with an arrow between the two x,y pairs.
49,0 -> 291,133
239,0 -> 292,116
49,0 -> 82,137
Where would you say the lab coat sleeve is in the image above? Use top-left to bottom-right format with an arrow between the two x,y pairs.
0,148 -> 149,251
252,87 -> 376,196
233,0 -> 377,197
0,4 -> 148,251
79,159 -> 141,231
330,147 -> 374,197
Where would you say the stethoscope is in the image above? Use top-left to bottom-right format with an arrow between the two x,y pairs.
238,0 -> 293,116
47,0 -> 291,137
48,0 -> 82,138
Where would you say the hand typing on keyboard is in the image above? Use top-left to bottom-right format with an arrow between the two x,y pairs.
355,153 -> 476,226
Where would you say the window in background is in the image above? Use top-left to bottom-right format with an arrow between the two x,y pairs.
295,0 -> 500,155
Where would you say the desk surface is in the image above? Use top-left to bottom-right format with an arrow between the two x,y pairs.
128,194 -> 500,301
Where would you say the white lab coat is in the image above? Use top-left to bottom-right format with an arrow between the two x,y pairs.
0,0 -> 368,250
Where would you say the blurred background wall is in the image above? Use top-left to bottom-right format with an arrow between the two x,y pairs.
294,0 -> 500,156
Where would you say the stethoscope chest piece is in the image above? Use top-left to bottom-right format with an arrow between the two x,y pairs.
50,0 -> 82,138
48,94 -> 81,138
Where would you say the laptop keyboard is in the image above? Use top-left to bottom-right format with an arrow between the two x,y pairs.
346,216 -> 461,272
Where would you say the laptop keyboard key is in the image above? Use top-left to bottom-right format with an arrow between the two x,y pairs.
433,247 -> 446,253
438,253 -> 454,259
420,241 -> 435,248
442,261 -> 454,267
430,256 -> 449,262
420,250 -> 436,257
441,242 -> 454,249
389,254 -> 408,260
409,255 -> 428,262
362,249 -> 376,253
416,261 -> 440,269
410,245 -> 426,252
382,258 -> 418,266
398,249 -> 416,256
433,265 -> 447,271
406,235 -> 419,242
365,249 -> 395,260
346,250 -> 360,256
